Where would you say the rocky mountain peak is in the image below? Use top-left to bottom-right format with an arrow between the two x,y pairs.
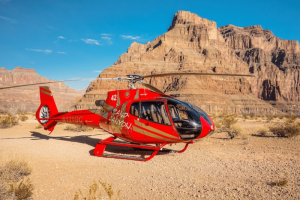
76,11 -> 300,115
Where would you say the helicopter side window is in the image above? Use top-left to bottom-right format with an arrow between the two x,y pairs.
140,101 -> 171,126
130,102 -> 139,117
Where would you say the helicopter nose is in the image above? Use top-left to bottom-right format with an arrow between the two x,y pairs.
199,116 -> 214,137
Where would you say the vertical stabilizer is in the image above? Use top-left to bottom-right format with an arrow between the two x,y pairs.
35,86 -> 58,133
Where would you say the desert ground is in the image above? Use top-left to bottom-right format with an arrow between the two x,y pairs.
0,116 -> 300,200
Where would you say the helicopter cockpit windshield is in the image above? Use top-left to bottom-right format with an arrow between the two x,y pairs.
165,98 -> 203,140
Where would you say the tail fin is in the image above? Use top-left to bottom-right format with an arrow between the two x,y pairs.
36,86 -> 58,133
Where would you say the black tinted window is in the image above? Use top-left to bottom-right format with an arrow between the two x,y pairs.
130,102 -> 139,117
141,101 -> 171,125
167,98 -> 201,128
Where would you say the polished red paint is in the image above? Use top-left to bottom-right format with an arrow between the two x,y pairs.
36,86 -> 215,161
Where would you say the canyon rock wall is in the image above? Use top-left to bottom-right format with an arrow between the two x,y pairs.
76,11 -> 300,115
219,24 -> 300,113
0,67 -> 82,113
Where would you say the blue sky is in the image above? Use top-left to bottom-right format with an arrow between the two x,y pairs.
0,0 -> 299,90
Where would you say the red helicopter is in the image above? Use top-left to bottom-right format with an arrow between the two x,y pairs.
0,72 -> 255,161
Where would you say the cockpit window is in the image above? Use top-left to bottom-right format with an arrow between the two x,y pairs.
164,98 -> 202,140
130,102 -> 139,117
179,100 -> 212,125
167,99 -> 201,128
140,101 -> 171,126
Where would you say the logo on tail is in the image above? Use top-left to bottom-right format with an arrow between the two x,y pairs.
39,105 -> 50,124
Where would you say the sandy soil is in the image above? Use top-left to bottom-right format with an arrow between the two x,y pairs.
0,117 -> 300,200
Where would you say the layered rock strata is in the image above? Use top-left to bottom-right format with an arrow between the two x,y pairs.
219,24 -> 300,113
0,67 -> 82,113
76,11 -> 300,115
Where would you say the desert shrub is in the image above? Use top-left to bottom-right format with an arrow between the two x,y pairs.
7,178 -> 34,200
65,125 -> 93,132
269,122 -> 300,138
222,115 -> 238,128
218,115 -> 245,139
257,126 -> 269,136
0,160 -> 34,200
74,180 -> 120,200
36,124 -> 43,129
285,114 -> 298,124
249,112 -> 256,119
215,121 -> 222,129
0,114 -> 18,128
265,114 -> 274,121
19,115 -> 28,122
227,124 -> 246,139
274,178 -> 288,187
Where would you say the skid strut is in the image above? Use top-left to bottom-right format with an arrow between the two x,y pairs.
92,137 -> 193,161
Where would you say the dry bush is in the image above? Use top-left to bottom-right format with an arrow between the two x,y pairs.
257,126 -> 269,136
249,113 -> 256,119
218,115 -> 246,139
265,114 -> 274,121
222,115 -> 238,128
19,115 -> 28,122
227,124 -> 246,139
274,178 -> 288,187
0,160 -> 34,200
65,125 -> 93,132
214,119 -> 222,128
0,114 -> 18,128
269,122 -> 300,138
285,114 -> 298,124
35,124 -> 43,129
74,180 -> 120,200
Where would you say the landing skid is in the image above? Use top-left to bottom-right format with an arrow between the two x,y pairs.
91,137 -> 193,161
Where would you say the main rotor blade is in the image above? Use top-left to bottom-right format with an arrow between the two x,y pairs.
142,72 -> 256,79
141,82 -> 164,94
0,77 -> 126,90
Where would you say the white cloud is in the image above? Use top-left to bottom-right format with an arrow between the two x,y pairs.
26,48 -> 52,54
45,25 -> 56,29
121,35 -> 140,40
57,51 -> 66,54
44,50 -> 52,54
101,36 -> 113,45
58,36 -> 65,39
101,36 -> 111,40
0,15 -> 16,23
81,39 -> 101,45
101,33 -> 111,36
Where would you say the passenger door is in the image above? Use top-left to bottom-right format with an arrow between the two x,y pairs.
138,100 -> 180,143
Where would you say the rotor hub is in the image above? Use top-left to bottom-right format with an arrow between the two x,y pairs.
126,74 -> 143,83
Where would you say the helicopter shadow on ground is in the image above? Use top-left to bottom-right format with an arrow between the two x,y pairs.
30,132 -> 173,157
